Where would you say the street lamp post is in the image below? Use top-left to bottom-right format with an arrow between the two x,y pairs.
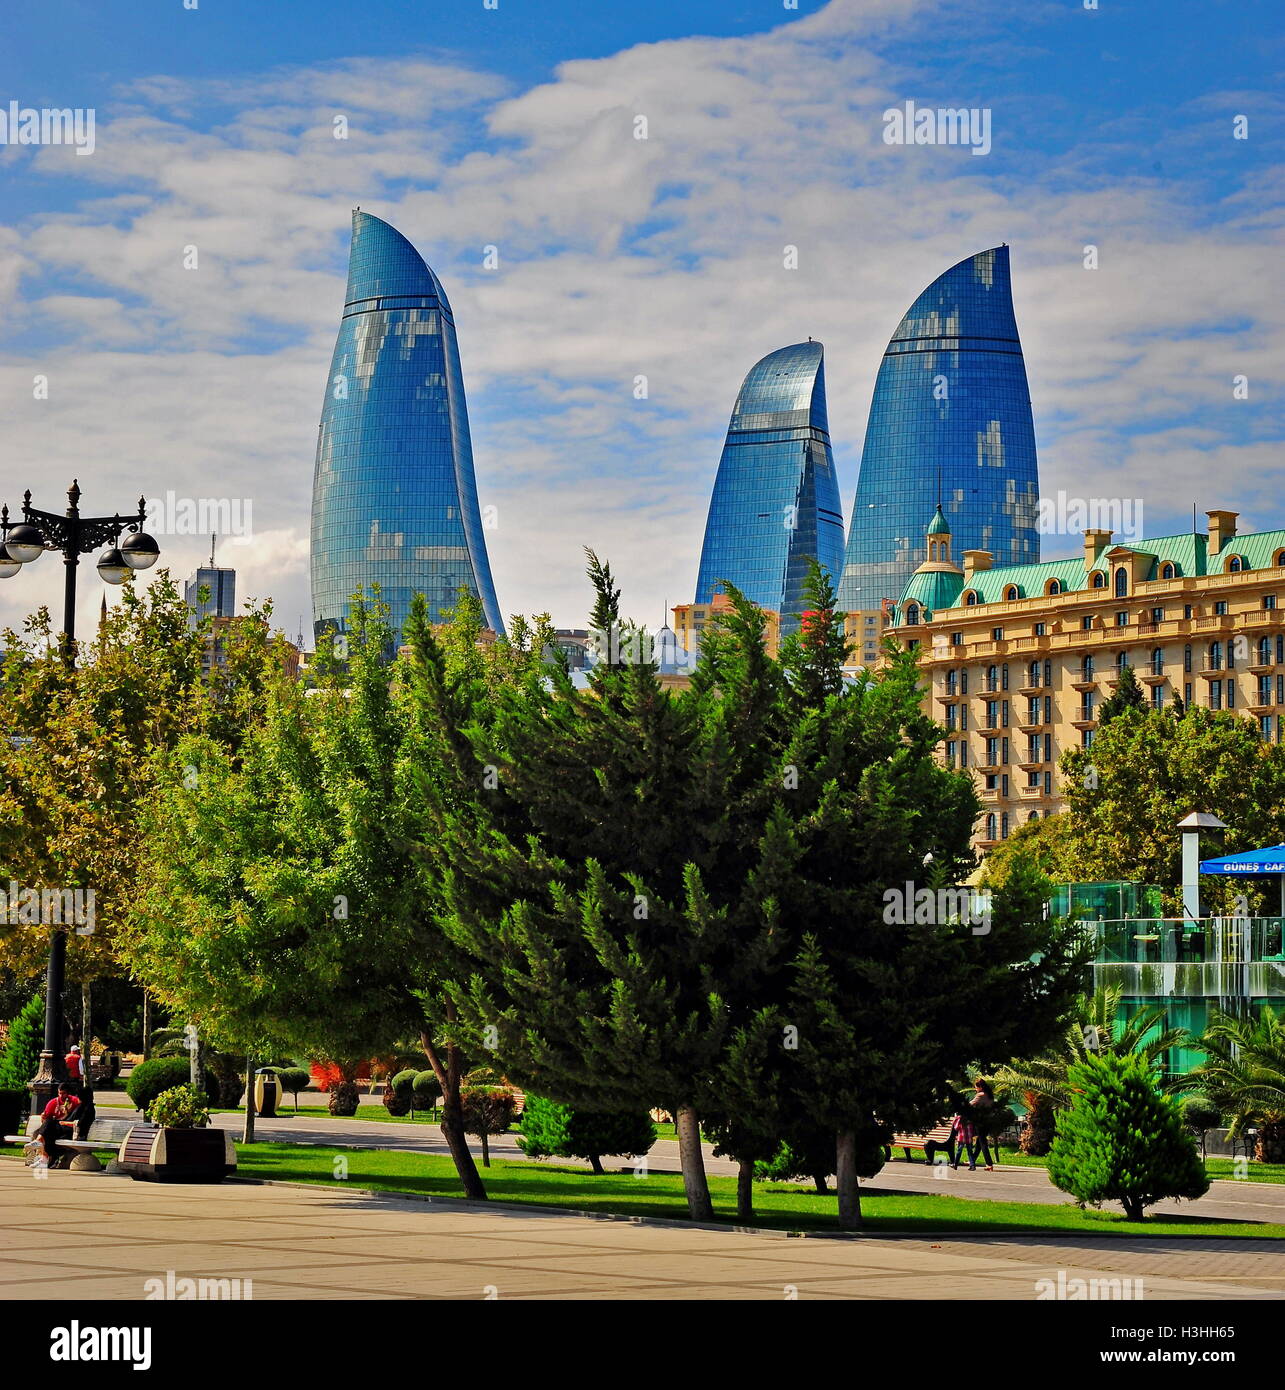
1,480 -> 159,1119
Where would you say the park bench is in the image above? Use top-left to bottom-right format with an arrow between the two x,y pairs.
883,1121 -> 956,1164
5,1114 -> 135,1171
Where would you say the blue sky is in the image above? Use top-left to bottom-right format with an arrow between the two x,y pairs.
1,0 -> 1281,637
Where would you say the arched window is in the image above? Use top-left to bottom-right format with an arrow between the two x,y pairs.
964,590 -> 978,606
1028,660 -> 1040,686
986,813 -> 998,842
1091,571 -> 1106,589
986,664 -> 998,693
1228,555 -> 1243,572
1000,812 -> 1010,840
1151,647 -> 1164,676
1161,562 -> 1176,580
1005,585 -> 1019,601
1046,578 -> 1062,596
1276,549 -> 1285,568
1082,654 -> 1095,681
1260,637 -> 1272,666
1029,809 -> 1041,823
904,603 -> 920,626
1115,567 -> 1128,597
1209,641 -> 1223,671
1115,651 -> 1128,672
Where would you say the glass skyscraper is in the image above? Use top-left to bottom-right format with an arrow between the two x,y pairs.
311,210 -> 503,643
693,341 -> 844,635
837,245 -> 1039,614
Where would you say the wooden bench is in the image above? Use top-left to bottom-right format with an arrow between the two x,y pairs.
883,1122 -> 956,1163
5,1115 -> 136,1171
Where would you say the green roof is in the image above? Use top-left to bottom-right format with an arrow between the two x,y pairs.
917,525 -> 1285,610
898,567 -> 963,620
927,505 -> 950,535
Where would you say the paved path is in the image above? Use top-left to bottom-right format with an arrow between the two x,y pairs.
89,1099 -> 1285,1226
2,1163 -> 1282,1301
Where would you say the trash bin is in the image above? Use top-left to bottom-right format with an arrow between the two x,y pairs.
253,1068 -> 282,1118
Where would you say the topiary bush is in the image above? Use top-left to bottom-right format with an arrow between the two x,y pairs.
460,1083 -> 518,1166
412,1070 -> 440,1113
518,1096 -> 655,1174
1049,1053 -> 1210,1221
126,1057 -> 193,1114
383,1069 -> 416,1117
276,1067 -> 310,1112
147,1084 -> 210,1129
328,1080 -> 360,1116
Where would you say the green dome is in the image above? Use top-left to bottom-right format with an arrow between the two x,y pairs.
897,566 -> 963,621
927,505 -> 951,535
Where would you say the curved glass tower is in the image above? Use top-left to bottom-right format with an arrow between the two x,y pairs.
837,245 -> 1039,613
693,341 -> 844,635
311,210 -> 503,643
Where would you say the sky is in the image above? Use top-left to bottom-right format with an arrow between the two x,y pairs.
0,0 -> 1281,641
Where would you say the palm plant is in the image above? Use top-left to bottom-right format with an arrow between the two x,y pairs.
1182,1006 -> 1285,1162
990,985 -> 1185,1152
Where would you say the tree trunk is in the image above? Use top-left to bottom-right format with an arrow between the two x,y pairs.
1256,1119 -> 1285,1164
421,1027 -> 487,1200
589,1154 -> 604,1175
836,1130 -> 862,1230
1122,1196 -> 1143,1222
78,981 -> 95,1138
675,1105 -> 714,1222
141,988 -> 151,1060
241,1055 -> 256,1144
736,1157 -> 754,1223
812,1173 -> 828,1194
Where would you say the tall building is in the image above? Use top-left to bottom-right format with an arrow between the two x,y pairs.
837,245 -> 1039,616
310,209 -> 503,644
693,341 -> 844,638
183,554 -> 235,625
886,507 -> 1285,850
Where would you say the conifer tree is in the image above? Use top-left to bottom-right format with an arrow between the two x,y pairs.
1096,663 -> 1146,726
1049,1052 -> 1209,1220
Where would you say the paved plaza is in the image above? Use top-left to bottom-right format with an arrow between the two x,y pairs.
2,1162 -> 1283,1301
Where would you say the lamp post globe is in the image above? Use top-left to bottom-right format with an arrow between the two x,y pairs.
96,547 -> 131,584
121,530 -> 160,570
4,523 -> 45,564
0,555 -> 21,579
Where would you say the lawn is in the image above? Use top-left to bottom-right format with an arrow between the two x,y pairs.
232,1141 -> 1285,1238
980,1151 -> 1285,1185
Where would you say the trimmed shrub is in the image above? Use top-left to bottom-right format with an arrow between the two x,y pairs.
126,1057 -> 193,1114
276,1067 -> 310,1111
0,995 -> 44,1090
328,1080 -> 360,1116
147,1084 -> 210,1128
1049,1053 -> 1210,1221
412,1070 -> 440,1112
460,1083 -> 518,1166
518,1096 -> 655,1175
383,1069 -> 416,1117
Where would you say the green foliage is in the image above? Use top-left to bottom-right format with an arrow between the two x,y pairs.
412,1070 -> 439,1109
125,1056 -> 193,1113
1059,705 -> 1285,912
518,1095 -> 655,1174
275,1067 -> 310,1110
383,1068 -> 416,1116
1048,1053 -> 1209,1220
0,993 -> 44,1089
327,1080 -> 360,1116
147,1083 -> 210,1129
1184,1005 -> 1285,1161
1095,664 -> 1146,726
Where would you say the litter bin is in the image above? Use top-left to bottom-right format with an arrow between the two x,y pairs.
253,1068 -> 282,1118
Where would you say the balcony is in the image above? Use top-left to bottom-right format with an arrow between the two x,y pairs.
1070,678 -> 1098,692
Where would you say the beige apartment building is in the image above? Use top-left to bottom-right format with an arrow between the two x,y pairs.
672,592 -> 781,660
881,506 -> 1285,851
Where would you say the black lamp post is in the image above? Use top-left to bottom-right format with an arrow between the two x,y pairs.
0,480 -> 159,1118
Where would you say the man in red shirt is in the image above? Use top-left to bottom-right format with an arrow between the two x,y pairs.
37,1084 -> 80,1166
64,1044 -> 82,1083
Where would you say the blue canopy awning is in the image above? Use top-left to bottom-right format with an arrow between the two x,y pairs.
1199,844 -> 1285,875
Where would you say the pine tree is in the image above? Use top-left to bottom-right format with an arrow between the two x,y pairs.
0,993 -> 44,1089
1096,663 -> 1146,726
1048,1052 -> 1209,1220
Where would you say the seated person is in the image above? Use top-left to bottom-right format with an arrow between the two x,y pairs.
36,1084 -> 81,1166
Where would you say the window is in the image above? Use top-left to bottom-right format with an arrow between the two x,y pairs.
1027,660 -> 1040,687
1034,622 -> 1046,637
986,664 -> 998,693
959,741 -> 968,767
1027,770 -> 1041,788
992,627 -> 1004,641
1002,700 -> 1010,728
1151,647 -> 1164,675
1215,601 -> 1228,615
1081,728 -> 1094,748
1044,659 -> 1052,687
1027,736 -> 1040,762
1228,555 -> 1243,572
1184,644 -> 1192,673
1265,596 -> 1277,611
1091,571 -> 1106,589
1228,640 -> 1237,671
946,669 -> 958,695
960,705 -> 969,731
1001,737 -> 1010,766
1082,692 -> 1095,721
986,737 -> 1000,765
1000,811 -> 1009,839
945,705 -> 957,730
1151,607 -> 1164,624
1211,682 -> 1222,711
1260,638 -> 1272,666
1261,716 -> 1274,742
1044,695 -> 1053,723
1047,579 -> 1062,596
1209,641 -> 1223,670
1259,675 -> 1272,704
1029,808 -> 1041,821
1115,567 -> 1128,597
964,591 -> 978,606
1005,585 -> 1019,601
1278,674 -> 1285,706
1082,654 -> 1095,680
1082,615 -> 1094,630
1001,663 -> 1010,691
985,813 -> 997,841
960,670 -> 969,694
951,631 -> 963,645
1161,562 -> 1176,580
1116,610 -> 1129,627
1227,680 -> 1235,709
985,700 -> 999,729
1027,696 -> 1041,724
1044,771 -> 1052,794
985,773 -> 999,790
904,603 -> 920,626
1184,604 -> 1194,619
1044,733 -> 1052,762
1185,682 -> 1193,706
1276,549 -> 1285,567
1152,684 -> 1165,710
1116,650 -> 1128,671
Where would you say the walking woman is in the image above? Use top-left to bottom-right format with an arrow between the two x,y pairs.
967,1078 -> 998,1171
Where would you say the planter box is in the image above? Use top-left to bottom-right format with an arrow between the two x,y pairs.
118,1124 -> 236,1183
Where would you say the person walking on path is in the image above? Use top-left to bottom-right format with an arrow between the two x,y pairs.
966,1078 -> 997,1171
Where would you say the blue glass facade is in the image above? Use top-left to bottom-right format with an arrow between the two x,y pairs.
694,342 -> 844,634
311,210 -> 503,643
837,246 -> 1039,614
